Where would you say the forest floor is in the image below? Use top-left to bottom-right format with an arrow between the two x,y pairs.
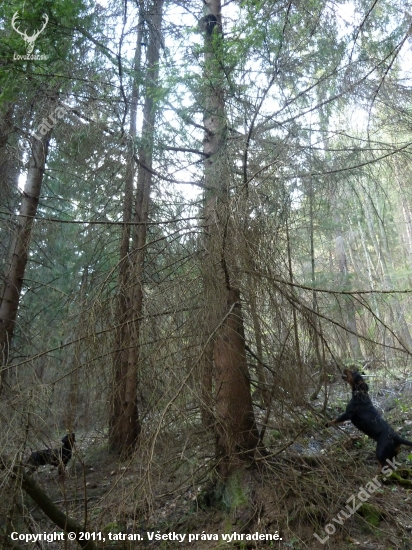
23,370 -> 412,550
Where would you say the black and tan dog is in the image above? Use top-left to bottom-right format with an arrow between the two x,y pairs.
27,433 -> 75,476
328,370 -> 412,471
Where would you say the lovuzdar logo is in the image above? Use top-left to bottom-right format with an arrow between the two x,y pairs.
12,12 -> 49,60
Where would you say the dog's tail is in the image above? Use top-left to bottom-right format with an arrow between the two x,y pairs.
395,435 -> 412,447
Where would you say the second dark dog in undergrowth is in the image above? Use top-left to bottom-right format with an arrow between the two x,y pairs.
327,370 -> 412,471
27,433 -> 75,476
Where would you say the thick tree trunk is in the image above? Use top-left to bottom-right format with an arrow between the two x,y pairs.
0,132 -> 51,389
214,289 -> 259,475
201,0 -> 258,476
109,10 -> 143,454
0,102 -> 19,295
110,0 -> 163,455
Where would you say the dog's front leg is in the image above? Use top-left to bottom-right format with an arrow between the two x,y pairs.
325,411 -> 352,427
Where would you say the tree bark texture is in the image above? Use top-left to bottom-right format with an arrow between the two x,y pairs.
0,132 -> 51,388
214,289 -> 259,475
110,0 -> 164,455
201,0 -> 258,476
109,6 -> 144,455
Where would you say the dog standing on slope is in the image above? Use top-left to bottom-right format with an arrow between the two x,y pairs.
327,370 -> 412,471
27,433 -> 75,476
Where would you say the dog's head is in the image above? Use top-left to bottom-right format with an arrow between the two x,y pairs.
342,369 -> 369,393
62,433 -> 75,446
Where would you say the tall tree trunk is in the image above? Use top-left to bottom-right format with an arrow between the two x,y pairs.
110,0 -> 164,455
335,233 -> 363,360
125,0 -> 164,449
0,102 -> 17,203
0,102 -> 19,268
201,0 -> 258,477
215,289 -> 259,474
361,196 -> 394,361
308,175 -> 325,396
376,199 -> 412,353
0,132 -> 51,389
109,8 -> 143,454
363,195 -> 412,355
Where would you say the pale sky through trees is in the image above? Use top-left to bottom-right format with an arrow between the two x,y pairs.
3,0 -> 412,545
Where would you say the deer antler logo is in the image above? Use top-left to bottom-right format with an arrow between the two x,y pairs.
11,12 -> 48,54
